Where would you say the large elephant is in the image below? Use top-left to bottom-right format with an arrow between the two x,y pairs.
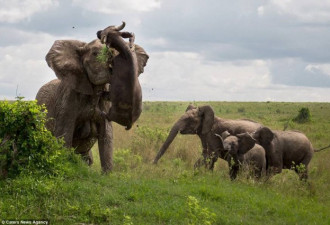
251,126 -> 314,180
217,131 -> 266,180
153,104 -> 262,170
36,22 -> 148,172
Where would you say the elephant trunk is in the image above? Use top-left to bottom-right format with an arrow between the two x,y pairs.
153,122 -> 182,164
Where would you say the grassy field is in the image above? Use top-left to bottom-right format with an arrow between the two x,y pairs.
1,101 -> 330,224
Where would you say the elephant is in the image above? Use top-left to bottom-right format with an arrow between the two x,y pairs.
216,131 -> 266,180
251,126 -> 314,180
36,22 -> 148,173
153,104 -> 262,170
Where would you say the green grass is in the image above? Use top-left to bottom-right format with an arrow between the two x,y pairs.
1,102 -> 330,224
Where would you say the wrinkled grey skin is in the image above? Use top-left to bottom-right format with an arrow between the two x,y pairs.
218,131 -> 266,180
252,127 -> 314,180
153,104 -> 262,170
36,23 -> 148,173
36,39 -> 112,172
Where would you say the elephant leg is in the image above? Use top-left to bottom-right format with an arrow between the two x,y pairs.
294,163 -> 309,181
296,169 -> 308,181
55,125 -> 75,147
208,151 -> 219,171
267,166 -> 282,177
74,137 -> 97,166
194,147 -> 212,169
193,157 -> 206,169
54,113 -> 76,147
229,165 -> 239,180
97,120 -> 113,173
254,167 -> 262,179
80,150 -> 94,166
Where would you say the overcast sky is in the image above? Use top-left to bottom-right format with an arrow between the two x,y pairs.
1,0 -> 330,102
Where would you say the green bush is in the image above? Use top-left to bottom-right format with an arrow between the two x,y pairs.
237,107 -> 246,113
113,148 -> 142,172
0,98 -> 73,179
185,195 -> 216,225
293,107 -> 312,123
135,126 -> 168,143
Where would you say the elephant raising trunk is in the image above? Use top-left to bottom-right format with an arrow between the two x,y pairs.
153,105 -> 214,164
97,22 -> 149,129
153,121 -> 183,164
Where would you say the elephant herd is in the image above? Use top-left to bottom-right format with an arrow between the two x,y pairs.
36,23 -> 326,181
153,104 -> 320,180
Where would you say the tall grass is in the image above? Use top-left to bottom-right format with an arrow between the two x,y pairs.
1,101 -> 329,224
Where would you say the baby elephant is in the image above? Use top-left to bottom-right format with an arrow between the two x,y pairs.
217,131 -> 266,180
252,127 -> 314,180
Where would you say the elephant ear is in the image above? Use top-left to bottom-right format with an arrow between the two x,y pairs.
221,131 -> 231,140
237,132 -> 256,155
135,44 -> 149,76
214,133 -> 224,148
45,40 -> 94,95
185,104 -> 196,112
198,105 -> 215,135
259,127 -> 274,146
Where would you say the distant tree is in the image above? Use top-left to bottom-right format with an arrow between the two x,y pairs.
293,107 -> 312,123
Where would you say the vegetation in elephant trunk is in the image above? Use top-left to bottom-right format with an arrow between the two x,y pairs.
97,22 -> 147,130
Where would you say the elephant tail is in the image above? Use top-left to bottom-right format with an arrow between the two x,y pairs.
314,144 -> 330,152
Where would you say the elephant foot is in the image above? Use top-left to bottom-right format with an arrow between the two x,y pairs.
230,167 -> 239,180
194,157 -> 205,169
81,151 -> 94,166
298,171 -> 308,181
101,166 -> 113,174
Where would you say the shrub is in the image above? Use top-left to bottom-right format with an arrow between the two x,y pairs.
293,107 -> 312,123
237,107 -> 245,113
113,148 -> 142,172
130,126 -> 169,162
135,126 -> 168,143
0,98 -> 73,179
185,195 -> 216,225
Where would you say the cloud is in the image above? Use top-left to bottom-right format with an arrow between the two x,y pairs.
0,30 -> 59,99
0,0 -> 329,102
72,0 -> 161,14
259,0 -> 330,24
0,0 -> 59,23
306,63 -> 330,77
140,51 -> 272,101
141,51 -> 330,102
269,58 -> 330,88
139,0 -> 330,64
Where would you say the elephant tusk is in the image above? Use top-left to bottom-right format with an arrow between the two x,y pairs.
101,35 -> 107,44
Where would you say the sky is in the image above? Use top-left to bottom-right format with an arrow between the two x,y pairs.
0,0 -> 330,102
